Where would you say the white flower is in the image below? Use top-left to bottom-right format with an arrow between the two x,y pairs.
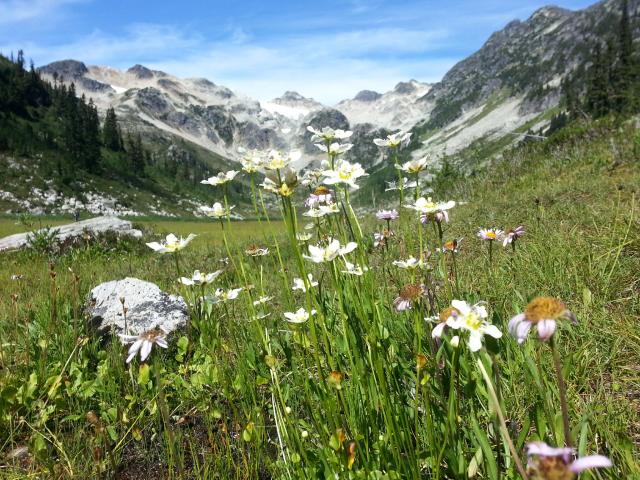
253,296 -> 273,306
341,261 -> 368,276
201,170 -> 239,186
373,131 -> 412,148
477,228 -> 504,242
300,168 -> 325,186
398,157 -> 429,174
303,239 -> 358,263
315,142 -> 353,157
146,233 -> 197,254
260,169 -> 298,196
293,273 -> 318,292
239,149 -> 263,173
284,307 -> 316,324
392,256 -> 426,269
406,197 -> 456,215
385,178 -> 417,191
200,202 -> 234,219
264,150 -> 301,170
209,287 -> 243,304
443,300 -> 502,352
296,232 -> 313,242
180,269 -> 223,286
322,160 -> 368,189
303,202 -> 340,218
307,125 -> 353,142
119,328 -> 169,363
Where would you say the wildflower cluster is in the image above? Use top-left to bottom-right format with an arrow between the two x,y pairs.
129,124 -> 614,479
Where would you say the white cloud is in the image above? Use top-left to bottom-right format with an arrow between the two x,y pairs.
0,0 -> 84,25
3,21 -> 455,103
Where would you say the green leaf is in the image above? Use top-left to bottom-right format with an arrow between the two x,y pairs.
467,447 -> 483,478
582,287 -> 592,308
175,336 -> 189,361
470,414 -> 498,480
242,422 -> 254,442
137,364 -> 150,386
106,425 -> 118,442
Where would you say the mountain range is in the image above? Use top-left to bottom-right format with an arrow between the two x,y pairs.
2,0 -> 639,217
38,1 -> 638,167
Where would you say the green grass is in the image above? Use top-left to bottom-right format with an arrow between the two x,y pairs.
0,217 -> 286,247
0,119 -> 638,479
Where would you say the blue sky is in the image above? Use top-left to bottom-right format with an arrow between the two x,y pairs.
0,0 -> 595,103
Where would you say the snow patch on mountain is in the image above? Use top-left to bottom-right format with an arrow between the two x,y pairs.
337,80 -> 433,131
412,96 -> 538,160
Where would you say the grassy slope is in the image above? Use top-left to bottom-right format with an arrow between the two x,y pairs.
0,120 -> 638,477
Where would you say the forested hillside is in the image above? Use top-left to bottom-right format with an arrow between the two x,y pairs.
0,52 -> 247,216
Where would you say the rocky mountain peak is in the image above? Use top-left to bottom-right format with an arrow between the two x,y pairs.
530,5 -> 572,20
279,91 -> 306,102
394,81 -> 419,94
127,64 -> 154,79
38,59 -> 88,79
353,90 -> 382,102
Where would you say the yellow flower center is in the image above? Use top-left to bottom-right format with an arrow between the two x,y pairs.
524,296 -> 566,324
416,354 -> 428,370
339,170 -> 352,180
439,306 -> 459,323
278,184 -> 294,197
464,313 -> 483,330
399,284 -> 423,301
530,456 -> 575,480
486,231 -> 496,239
141,330 -> 163,341
443,240 -> 458,251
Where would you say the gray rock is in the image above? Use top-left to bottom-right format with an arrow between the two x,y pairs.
38,59 -> 88,79
86,278 -> 188,337
354,90 -> 382,102
127,64 -> 154,79
0,216 -> 142,252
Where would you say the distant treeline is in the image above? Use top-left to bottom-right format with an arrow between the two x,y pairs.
553,0 -> 640,131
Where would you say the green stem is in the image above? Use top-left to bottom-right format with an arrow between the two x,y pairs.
550,336 -> 573,447
476,357 -> 529,480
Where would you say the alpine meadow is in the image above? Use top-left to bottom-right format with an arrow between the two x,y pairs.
0,0 -> 639,479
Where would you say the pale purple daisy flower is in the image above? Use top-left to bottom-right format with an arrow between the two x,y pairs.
376,209 -> 399,221
305,186 -> 334,208
393,284 -> 424,312
503,225 -> 525,247
119,327 -> 170,364
526,441 -> 611,478
508,297 -> 577,344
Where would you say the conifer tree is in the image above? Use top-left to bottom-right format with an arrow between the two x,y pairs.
611,0 -> 635,113
102,107 -> 122,151
585,43 -> 612,118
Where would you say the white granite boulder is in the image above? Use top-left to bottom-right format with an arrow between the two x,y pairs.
86,278 -> 188,337
0,216 -> 142,252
